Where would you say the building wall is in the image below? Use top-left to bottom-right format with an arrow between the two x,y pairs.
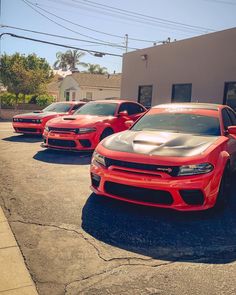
121,28 -> 236,106
59,76 -> 120,101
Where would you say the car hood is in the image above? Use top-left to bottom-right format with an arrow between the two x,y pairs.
102,130 -> 220,157
14,111 -> 59,119
47,115 -> 112,127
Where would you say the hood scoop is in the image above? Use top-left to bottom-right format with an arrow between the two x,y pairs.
33,111 -> 43,113
63,117 -> 76,121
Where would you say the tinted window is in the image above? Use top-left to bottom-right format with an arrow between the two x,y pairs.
128,103 -> 145,115
224,82 -> 236,110
222,109 -> 232,130
226,108 -> 236,126
172,84 -> 192,102
71,104 -> 84,111
43,103 -> 71,113
131,113 -> 220,136
138,85 -> 152,108
75,103 -> 117,116
118,103 -> 129,114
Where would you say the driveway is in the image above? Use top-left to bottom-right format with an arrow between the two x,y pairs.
0,122 -> 236,295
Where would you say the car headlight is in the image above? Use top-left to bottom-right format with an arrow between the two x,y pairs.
78,127 -> 96,134
13,118 -> 18,122
92,151 -> 106,166
178,163 -> 213,176
36,119 -> 42,123
44,126 -> 49,132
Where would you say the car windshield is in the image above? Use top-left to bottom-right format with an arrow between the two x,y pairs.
131,112 -> 221,136
43,103 -> 72,113
75,103 -> 117,116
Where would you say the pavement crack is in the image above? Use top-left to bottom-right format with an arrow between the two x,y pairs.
10,220 -> 155,264
0,195 -> 11,216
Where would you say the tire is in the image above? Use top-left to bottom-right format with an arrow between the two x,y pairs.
99,128 -> 114,141
214,163 -> 231,211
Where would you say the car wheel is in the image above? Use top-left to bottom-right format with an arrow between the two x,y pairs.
100,128 -> 113,141
214,163 -> 231,211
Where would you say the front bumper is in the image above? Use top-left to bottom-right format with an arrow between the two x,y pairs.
90,161 -> 220,211
12,122 -> 43,134
43,131 -> 97,151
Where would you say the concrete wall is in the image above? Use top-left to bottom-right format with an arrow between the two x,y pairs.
121,28 -> 236,106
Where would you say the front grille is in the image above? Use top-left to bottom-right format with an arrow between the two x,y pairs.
48,127 -> 79,133
104,181 -> 173,205
48,139 -> 76,148
180,190 -> 204,205
17,128 -> 38,132
104,158 -> 179,176
14,119 -> 41,123
79,139 -> 91,148
91,173 -> 101,188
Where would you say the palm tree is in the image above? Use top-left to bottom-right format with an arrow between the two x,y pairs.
85,63 -> 108,74
53,50 -> 86,71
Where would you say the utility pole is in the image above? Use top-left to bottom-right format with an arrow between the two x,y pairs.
124,34 -> 128,53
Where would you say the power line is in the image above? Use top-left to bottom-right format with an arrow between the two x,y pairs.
71,0 -> 215,33
22,0 -> 129,49
0,24 -> 135,49
0,32 -> 123,57
31,1 -> 158,43
44,0 -> 213,34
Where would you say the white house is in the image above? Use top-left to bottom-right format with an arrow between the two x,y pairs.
59,72 -> 121,101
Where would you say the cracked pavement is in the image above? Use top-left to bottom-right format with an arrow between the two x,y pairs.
1,121 -> 236,295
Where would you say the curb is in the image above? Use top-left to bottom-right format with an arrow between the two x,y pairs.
0,207 -> 39,295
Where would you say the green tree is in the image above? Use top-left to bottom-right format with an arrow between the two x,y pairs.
53,50 -> 86,71
0,53 -> 53,105
85,63 -> 108,74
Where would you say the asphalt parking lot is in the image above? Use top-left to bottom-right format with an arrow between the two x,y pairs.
1,121 -> 236,295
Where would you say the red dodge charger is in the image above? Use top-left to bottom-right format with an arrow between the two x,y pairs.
12,101 -> 85,135
43,100 -> 146,151
91,103 -> 236,211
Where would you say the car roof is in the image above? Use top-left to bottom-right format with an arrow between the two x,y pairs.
153,103 -> 222,111
86,99 -> 139,104
55,101 -> 85,105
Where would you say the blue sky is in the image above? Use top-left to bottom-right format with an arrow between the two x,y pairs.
1,0 -> 236,73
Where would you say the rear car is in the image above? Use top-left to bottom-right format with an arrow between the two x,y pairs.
90,103 -> 236,211
12,101 -> 85,135
43,100 -> 146,151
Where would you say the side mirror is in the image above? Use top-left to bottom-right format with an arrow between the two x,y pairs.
228,126 -> 236,135
125,120 -> 134,128
118,110 -> 128,117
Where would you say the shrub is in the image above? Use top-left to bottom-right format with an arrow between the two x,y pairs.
36,94 -> 54,107
0,92 -> 16,106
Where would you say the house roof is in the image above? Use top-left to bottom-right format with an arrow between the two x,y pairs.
47,74 -> 63,92
69,72 -> 121,88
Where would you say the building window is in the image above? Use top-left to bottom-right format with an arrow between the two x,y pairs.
138,85 -> 152,108
65,91 -> 70,101
172,84 -> 192,102
224,82 -> 236,111
86,92 -> 93,100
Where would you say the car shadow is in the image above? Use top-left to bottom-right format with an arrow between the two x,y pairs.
33,149 -> 92,165
82,182 -> 236,264
2,134 -> 43,143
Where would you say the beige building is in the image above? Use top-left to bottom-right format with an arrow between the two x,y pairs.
121,28 -> 236,109
59,72 -> 121,101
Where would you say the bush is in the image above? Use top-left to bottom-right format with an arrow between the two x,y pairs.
36,94 -> 54,107
0,92 -> 16,106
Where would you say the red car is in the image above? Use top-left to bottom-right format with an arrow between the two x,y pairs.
91,103 -> 236,211
43,100 -> 146,151
12,101 -> 85,135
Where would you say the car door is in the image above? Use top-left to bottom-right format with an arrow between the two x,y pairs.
127,102 -> 146,122
115,102 -> 131,131
222,108 -> 236,170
